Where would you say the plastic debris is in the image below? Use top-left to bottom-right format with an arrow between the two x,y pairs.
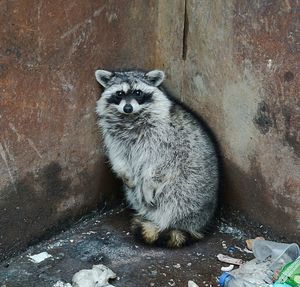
217,254 -> 243,266
219,239 -> 300,287
275,256 -> 300,286
221,264 -> 235,272
28,251 -> 53,263
227,247 -> 236,254
252,240 -> 299,267
246,237 -> 265,251
243,248 -> 253,254
219,271 -> 270,287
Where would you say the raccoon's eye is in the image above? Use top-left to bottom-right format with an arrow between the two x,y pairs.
133,90 -> 142,97
116,91 -> 125,97
115,91 -> 125,100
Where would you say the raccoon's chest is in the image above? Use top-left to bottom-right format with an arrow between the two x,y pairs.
104,135 -> 131,177
103,123 -> 164,181
104,134 -> 142,174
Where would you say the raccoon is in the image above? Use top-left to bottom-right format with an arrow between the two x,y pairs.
95,69 -> 220,248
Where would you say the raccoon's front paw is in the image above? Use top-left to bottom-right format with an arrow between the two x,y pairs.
143,199 -> 156,208
142,189 -> 157,208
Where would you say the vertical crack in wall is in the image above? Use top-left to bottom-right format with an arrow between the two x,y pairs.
182,0 -> 189,61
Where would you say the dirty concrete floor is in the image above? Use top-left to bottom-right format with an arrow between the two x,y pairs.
0,206 -> 268,287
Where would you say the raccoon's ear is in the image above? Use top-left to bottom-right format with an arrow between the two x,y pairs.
95,70 -> 113,88
145,70 -> 165,87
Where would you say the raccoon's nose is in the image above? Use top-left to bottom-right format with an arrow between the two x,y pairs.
123,104 -> 133,113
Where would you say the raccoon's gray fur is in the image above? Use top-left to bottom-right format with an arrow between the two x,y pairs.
95,69 -> 220,248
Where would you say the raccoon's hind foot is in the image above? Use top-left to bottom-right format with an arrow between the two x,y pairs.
130,217 -> 203,248
131,217 -> 160,245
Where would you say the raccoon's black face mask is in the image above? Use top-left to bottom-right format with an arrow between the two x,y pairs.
106,89 -> 154,114
95,70 -> 166,115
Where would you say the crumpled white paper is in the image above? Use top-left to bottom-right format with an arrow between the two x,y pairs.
53,281 -> 72,287
28,251 -> 53,263
73,264 -> 116,287
52,264 -> 116,287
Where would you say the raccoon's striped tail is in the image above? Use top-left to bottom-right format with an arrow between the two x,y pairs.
131,217 -> 203,248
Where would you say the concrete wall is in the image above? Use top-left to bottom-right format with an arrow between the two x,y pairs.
155,0 -> 299,239
0,0 -> 157,260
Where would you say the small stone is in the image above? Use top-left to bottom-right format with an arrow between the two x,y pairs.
221,241 -> 227,249
188,281 -> 199,287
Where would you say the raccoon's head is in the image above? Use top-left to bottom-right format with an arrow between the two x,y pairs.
95,69 -> 170,116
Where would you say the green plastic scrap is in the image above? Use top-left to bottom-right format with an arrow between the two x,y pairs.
276,256 -> 300,287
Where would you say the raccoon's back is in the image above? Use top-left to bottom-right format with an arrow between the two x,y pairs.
169,103 -> 219,163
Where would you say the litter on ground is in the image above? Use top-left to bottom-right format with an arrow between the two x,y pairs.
28,252 -> 53,263
53,264 -> 116,287
217,254 -> 243,266
188,280 -> 199,287
218,238 -> 300,287
1,208 -> 297,287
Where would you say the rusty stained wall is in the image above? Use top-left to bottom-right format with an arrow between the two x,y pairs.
155,0 -> 299,239
0,0 -> 158,260
0,0 -> 299,261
